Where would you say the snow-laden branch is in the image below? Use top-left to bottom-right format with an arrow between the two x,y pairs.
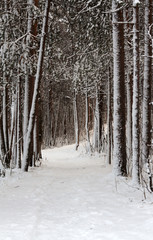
0,32 -> 37,53
13,32 -> 29,44
148,24 -> 153,46
77,0 -> 102,14
76,0 -> 128,15
102,3 -> 128,14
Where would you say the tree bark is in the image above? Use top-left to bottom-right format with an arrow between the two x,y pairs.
17,77 -> 22,168
73,88 -> 79,151
142,0 -> 152,164
112,0 -> 127,176
132,1 -> 140,184
85,80 -> 91,153
0,95 -> 6,167
126,70 -> 132,176
93,83 -> 100,152
107,67 -> 112,164
23,0 -> 50,171
3,84 -> 10,167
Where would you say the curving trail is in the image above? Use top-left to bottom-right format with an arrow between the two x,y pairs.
0,144 -> 153,240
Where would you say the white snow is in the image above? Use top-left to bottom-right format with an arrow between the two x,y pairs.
133,0 -> 140,6
116,0 -> 123,3
1,144 -> 153,240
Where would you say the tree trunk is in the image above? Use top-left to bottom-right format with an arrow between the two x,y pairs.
73,61 -> 79,150
53,99 -> 60,146
9,89 -> 17,168
0,96 -> 6,167
3,84 -> 10,167
107,68 -> 112,164
33,118 -> 38,166
85,81 -> 91,153
132,1 -> 140,184
142,0 -> 152,164
73,89 -> 79,150
23,0 -> 50,171
93,83 -> 100,152
126,70 -> 132,176
112,0 -> 127,176
23,0 -> 39,167
23,0 -> 33,156
17,78 -> 22,168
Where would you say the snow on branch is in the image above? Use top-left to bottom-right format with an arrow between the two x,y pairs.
78,0 -> 127,15
148,24 -> 153,46
78,0 -> 102,14
103,3 -> 128,14
133,0 -> 140,7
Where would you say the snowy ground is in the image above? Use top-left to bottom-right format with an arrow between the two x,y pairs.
1,144 -> 153,240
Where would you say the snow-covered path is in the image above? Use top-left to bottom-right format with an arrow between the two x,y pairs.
1,144 -> 153,240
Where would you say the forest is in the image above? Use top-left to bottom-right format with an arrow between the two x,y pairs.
0,0 -> 153,191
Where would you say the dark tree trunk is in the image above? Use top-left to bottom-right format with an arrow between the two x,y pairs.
112,0 -> 127,176
23,0 -> 51,171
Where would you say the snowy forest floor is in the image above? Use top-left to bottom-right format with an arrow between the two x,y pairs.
1,144 -> 153,240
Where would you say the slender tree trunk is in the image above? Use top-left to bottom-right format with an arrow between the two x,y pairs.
53,99 -> 60,146
0,96 -> 6,166
9,90 -> 16,167
23,0 -> 33,153
93,83 -> 100,152
112,0 -> 127,176
73,61 -> 79,150
3,84 -> 10,167
126,70 -> 132,176
73,89 -> 79,150
23,0 -> 50,171
33,118 -> 37,166
33,95 -> 42,164
99,85 -> 103,152
85,81 -> 91,153
123,5 -> 133,176
23,75 -> 30,150
47,87 -> 52,146
142,0 -> 152,164
132,1 -> 140,184
17,78 -> 22,168
37,99 -> 42,159
12,98 -> 17,168
107,68 -> 112,164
